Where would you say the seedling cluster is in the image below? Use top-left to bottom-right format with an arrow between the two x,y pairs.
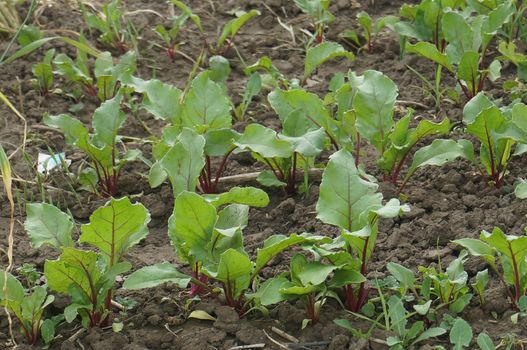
2,0 -> 527,349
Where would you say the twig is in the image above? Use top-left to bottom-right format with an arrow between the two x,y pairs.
76,339 -> 86,350
111,299 -> 125,312
164,323 -> 182,337
396,99 -> 430,109
263,330 -> 289,350
271,326 -> 299,343
218,168 -> 324,186
67,328 -> 86,343
288,341 -> 331,349
229,344 -> 266,350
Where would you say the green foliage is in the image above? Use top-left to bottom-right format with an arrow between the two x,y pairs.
385,295 -> 446,349
154,1 -> 196,60
314,149 -> 409,311
124,189 -> 330,313
83,0 -> 135,53
462,93 -> 527,187
54,49 -> 136,102
304,41 -> 355,80
31,49 -> 54,95
25,197 -> 150,327
454,227 -> 527,309
293,0 -> 334,43
0,271 -> 56,345
342,12 -> 398,54
450,317 -> 473,349
404,3 -> 515,100
44,95 -> 140,196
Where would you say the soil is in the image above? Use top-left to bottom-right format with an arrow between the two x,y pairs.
1,0 -> 526,349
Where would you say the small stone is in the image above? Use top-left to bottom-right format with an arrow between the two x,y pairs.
424,247 -> 452,261
274,59 -> 294,74
336,0 -> 349,10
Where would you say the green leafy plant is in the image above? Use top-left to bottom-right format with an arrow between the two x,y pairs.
124,188 -> 329,314
0,271 -> 56,345
0,0 -> 20,32
344,70 -> 471,191
31,49 -> 54,95
405,3 -> 514,101
277,253 -> 362,327
311,149 -> 409,312
449,317 -> 473,350
16,264 -> 40,288
154,1 -> 200,61
54,49 -> 136,102
24,198 -> 150,327
455,227 -> 527,310
44,95 -> 140,197
462,93 -> 527,188
82,0 -> 136,54
341,12 -> 397,54
293,0 -> 334,44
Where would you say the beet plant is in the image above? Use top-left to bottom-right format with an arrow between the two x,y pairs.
405,2 -> 515,101
24,198 -> 150,327
0,272 -> 57,345
31,49 -> 54,95
347,70 -> 471,190
81,0 -> 136,54
54,49 -> 136,102
314,149 -> 409,312
293,0 -> 334,44
44,95 -> 140,197
341,12 -> 397,54
454,227 -> 527,311
124,189 -> 328,313
462,93 -> 527,188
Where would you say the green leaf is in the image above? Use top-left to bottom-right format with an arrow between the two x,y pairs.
328,269 -> 366,288
413,300 -> 432,316
123,262 -> 191,290
0,271 -> 24,302
515,179 -> 527,199
406,42 -> 454,72
203,128 -> 240,157
280,127 -> 326,157
169,0 -> 202,32
292,254 -> 336,286
25,202 -> 74,250
256,170 -> 286,187
316,149 -> 382,231
387,295 -> 407,337
217,10 -> 260,49
169,191 -> 216,263
412,327 -> 446,345
387,262 -> 415,290
254,233 -> 329,275
353,70 -> 398,153
463,92 -> 493,125
209,56 -> 231,83
41,318 -> 55,344
458,51 -> 480,93
205,186 -> 269,208
403,139 -> 473,184
304,41 -> 355,79
121,75 -> 182,122
80,197 -> 150,266
450,318 -> 473,349
235,124 -> 293,158
208,249 -> 252,298
44,247 -> 101,297
477,333 -> 496,350
158,128 -> 206,197
180,71 -> 232,132
248,277 -> 295,306
453,238 -> 495,267
268,88 -> 331,133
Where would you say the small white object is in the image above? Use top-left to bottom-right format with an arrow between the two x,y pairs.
37,152 -> 71,174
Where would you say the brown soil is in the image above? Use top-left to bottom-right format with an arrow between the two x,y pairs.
1,0 -> 526,349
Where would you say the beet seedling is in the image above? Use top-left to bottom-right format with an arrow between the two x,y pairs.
124,189 -> 329,313
314,149 -> 409,312
455,227 -> 527,311
81,0 -> 136,54
44,95 -> 140,197
405,4 -> 515,101
293,0 -> 334,44
462,93 -> 527,188
24,198 -> 150,328
341,12 -> 397,54
31,49 -> 54,95
54,49 -> 136,102
0,272 -> 56,345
